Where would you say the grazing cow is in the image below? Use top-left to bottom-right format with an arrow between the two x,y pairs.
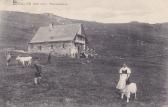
121,83 -> 137,103
16,56 -> 32,67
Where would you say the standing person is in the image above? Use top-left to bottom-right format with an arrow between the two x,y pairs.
116,63 -> 131,90
6,52 -> 11,66
47,52 -> 51,64
34,61 -> 43,85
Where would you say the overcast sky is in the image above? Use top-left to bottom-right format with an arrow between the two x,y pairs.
0,0 -> 168,23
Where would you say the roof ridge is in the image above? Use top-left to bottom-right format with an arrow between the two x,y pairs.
29,23 -> 83,43
40,23 -> 82,29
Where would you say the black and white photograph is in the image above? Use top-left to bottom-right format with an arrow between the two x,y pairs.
0,0 -> 168,107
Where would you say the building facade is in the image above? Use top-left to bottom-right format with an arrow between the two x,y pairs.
28,24 -> 87,57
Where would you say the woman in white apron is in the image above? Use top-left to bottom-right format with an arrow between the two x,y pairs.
116,63 -> 131,90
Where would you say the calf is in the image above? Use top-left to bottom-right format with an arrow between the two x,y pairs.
121,83 -> 137,103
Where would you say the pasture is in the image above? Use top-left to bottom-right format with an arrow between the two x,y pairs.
0,52 -> 167,107
1,11 -> 168,107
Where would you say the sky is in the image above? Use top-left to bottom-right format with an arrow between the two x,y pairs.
0,0 -> 168,23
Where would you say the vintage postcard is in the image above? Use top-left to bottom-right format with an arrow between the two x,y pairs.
0,0 -> 168,107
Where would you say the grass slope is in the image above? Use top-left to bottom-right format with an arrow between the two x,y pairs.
0,11 -> 168,107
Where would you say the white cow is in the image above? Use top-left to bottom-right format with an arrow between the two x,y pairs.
121,83 -> 137,103
16,56 -> 32,67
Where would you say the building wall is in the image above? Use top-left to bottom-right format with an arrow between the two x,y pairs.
28,41 -> 77,56
74,35 -> 86,51
28,34 -> 87,57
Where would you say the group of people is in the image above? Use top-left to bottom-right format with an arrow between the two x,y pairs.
6,51 -> 135,100
34,59 -> 133,89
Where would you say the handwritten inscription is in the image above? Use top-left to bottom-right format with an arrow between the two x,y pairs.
13,0 -> 68,6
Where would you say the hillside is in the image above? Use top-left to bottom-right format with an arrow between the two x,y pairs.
0,11 -> 168,59
0,11 -> 168,107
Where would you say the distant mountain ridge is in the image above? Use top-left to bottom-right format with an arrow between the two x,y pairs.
0,11 -> 168,58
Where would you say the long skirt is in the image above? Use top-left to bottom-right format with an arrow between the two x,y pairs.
116,74 -> 128,90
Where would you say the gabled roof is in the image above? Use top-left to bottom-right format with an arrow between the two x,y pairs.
29,23 -> 83,43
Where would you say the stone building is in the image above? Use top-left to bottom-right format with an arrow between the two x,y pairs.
28,23 -> 87,57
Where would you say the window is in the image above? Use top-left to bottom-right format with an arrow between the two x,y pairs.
79,36 -> 82,40
51,45 -> 53,49
38,46 -> 42,50
62,43 -> 65,48
50,36 -> 54,39
30,44 -> 34,49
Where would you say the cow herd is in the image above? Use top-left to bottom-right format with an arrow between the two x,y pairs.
5,52 -> 32,67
